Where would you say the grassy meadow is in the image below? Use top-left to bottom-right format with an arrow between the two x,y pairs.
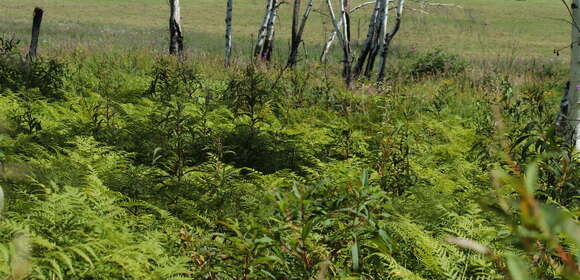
0,0 -> 571,64
0,0 -> 578,279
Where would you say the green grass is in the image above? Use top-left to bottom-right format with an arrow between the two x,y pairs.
0,0 -> 572,65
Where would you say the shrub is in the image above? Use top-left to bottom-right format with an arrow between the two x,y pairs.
0,36 -> 23,91
0,35 -> 67,100
410,50 -> 467,78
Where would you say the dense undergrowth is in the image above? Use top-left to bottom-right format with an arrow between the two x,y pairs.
0,38 -> 578,279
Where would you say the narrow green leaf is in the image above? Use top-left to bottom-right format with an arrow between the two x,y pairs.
68,247 -> 93,267
378,229 -> 392,252
302,218 -> 318,241
524,163 -> 538,194
292,183 -> 301,200
506,254 -> 530,280
255,237 -> 274,244
250,255 -> 282,266
351,238 -> 360,272
361,169 -> 369,187
54,251 -> 74,274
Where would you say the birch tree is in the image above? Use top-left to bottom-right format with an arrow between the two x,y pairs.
320,1 -> 375,62
326,0 -> 353,88
569,0 -> 580,149
26,7 -> 44,62
377,0 -> 405,82
364,0 -> 388,77
352,0 -> 382,78
225,0 -> 233,66
288,0 -> 315,67
169,0 -> 184,56
325,0 -> 457,82
262,3 -> 278,61
350,0 -> 403,80
254,0 -> 278,62
255,0 -> 274,57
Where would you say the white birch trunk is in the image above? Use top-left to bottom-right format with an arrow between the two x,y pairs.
326,0 -> 352,88
255,0 -> 275,58
262,1 -> 278,61
169,0 -> 184,56
225,0 -> 233,66
320,24 -> 340,62
353,0 -> 381,78
377,0 -> 404,81
320,1 -> 376,62
341,0 -> 350,46
363,0 -> 386,77
297,0 -> 315,43
570,0 -> 580,149
377,0 -> 390,53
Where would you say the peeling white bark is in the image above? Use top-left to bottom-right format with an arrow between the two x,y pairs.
363,0 -> 387,77
377,0 -> 404,81
255,0 -> 275,58
297,0 -> 315,42
326,0 -> 352,88
340,0 -> 350,46
353,0 -> 381,78
378,0 -> 391,53
254,0 -> 278,61
169,0 -> 183,56
225,0 -> 233,66
320,25 -> 339,62
262,1 -> 278,61
320,1 -> 376,62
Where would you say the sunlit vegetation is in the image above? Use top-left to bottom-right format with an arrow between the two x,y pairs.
0,0 -> 578,279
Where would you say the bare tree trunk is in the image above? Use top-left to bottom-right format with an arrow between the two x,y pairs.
377,0 -> 404,82
288,0 -> 315,67
569,0 -> 580,149
320,1 -> 376,63
342,0 -> 351,49
26,7 -> 43,62
288,0 -> 302,67
342,0 -> 353,89
326,0 -> 352,88
225,0 -> 233,66
363,0 -> 387,77
254,0 -> 273,57
353,0 -> 381,78
320,25 -> 339,63
296,1 -> 314,46
262,1 -> 278,61
169,0 -> 184,56
254,0 -> 275,59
